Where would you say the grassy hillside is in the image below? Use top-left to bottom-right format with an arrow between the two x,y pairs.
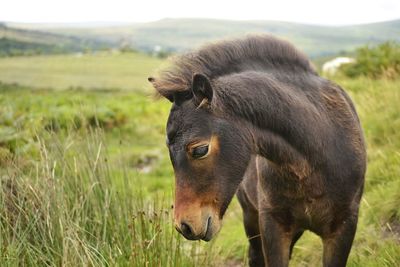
128,18 -> 400,57
0,37 -> 57,57
0,23 -> 109,56
0,52 -> 164,90
0,51 -> 399,265
12,18 -> 400,57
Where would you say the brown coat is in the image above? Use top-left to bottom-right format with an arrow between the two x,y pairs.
150,35 -> 366,267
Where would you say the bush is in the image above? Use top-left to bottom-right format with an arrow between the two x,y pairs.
341,42 -> 400,79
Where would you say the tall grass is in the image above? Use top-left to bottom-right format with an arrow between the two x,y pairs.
0,128 -> 217,266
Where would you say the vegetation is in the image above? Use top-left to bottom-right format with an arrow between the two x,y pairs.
0,52 -> 164,90
341,42 -> 400,79
0,24 -> 109,57
0,84 -> 240,266
0,37 -> 61,57
0,52 -> 399,266
0,123 -> 217,266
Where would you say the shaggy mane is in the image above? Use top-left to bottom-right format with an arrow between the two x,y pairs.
151,34 -> 316,98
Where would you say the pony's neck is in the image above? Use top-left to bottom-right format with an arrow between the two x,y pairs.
212,71 -> 317,178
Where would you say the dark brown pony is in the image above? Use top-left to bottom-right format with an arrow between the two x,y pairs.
149,35 -> 366,267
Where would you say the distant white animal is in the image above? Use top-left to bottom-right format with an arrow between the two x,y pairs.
322,57 -> 355,75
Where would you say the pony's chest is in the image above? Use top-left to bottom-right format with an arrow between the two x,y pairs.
291,197 -> 335,230
259,171 -> 336,228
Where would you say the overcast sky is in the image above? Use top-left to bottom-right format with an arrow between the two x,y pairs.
1,0 -> 400,25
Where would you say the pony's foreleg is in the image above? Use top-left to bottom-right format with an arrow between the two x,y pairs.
259,210 -> 296,267
322,212 -> 358,267
237,188 -> 265,267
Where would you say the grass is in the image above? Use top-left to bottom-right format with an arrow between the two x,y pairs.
0,52 -> 164,90
0,84 -> 236,266
0,52 -> 399,266
0,129 -> 219,266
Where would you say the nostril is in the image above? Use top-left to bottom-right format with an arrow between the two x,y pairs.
175,224 -> 182,234
180,222 -> 194,238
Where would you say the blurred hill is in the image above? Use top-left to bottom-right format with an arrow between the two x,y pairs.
4,18 -> 400,57
0,22 -> 110,56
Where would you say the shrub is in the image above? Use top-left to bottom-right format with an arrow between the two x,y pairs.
341,42 -> 400,79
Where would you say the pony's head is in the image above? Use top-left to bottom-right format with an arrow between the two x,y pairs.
149,35 -> 313,241
149,73 -> 251,241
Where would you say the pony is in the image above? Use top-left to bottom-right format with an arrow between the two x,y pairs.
148,35 -> 366,267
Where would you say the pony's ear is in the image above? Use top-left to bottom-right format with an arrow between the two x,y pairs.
148,76 -> 174,102
192,73 -> 213,107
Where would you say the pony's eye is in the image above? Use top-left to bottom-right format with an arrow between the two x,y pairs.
191,145 -> 209,159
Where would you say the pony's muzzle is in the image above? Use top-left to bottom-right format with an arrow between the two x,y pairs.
175,216 -> 212,241
175,216 -> 211,240
174,207 -> 220,241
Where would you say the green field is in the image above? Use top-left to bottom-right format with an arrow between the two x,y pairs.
0,52 -> 164,90
0,53 -> 399,266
